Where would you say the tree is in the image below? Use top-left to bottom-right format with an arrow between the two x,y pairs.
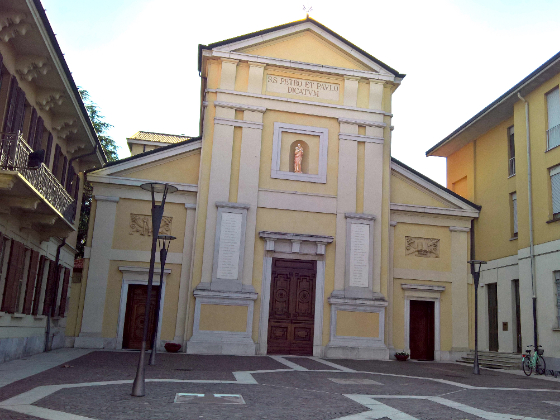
75,88 -> 118,257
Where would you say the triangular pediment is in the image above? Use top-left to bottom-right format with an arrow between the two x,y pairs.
237,30 -> 374,72
205,19 -> 401,78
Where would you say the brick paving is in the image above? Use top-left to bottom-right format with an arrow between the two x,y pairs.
1,350 -> 560,419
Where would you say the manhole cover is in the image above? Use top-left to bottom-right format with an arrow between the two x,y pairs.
174,393 -> 245,404
328,378 -> 383,385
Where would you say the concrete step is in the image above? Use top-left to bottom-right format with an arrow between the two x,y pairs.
460,352 -> 522,370
457,358 -> 521,370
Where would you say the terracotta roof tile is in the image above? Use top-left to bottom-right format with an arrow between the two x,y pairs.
127,131 -> 192,144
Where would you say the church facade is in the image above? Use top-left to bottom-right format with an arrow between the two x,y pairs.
69,18 -> 480,360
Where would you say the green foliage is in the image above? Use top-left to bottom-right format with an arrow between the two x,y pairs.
78,88 -> 118,162
75,88 -> 117,258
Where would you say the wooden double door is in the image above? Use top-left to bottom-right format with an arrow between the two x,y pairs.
122,284 -> 160,350
267,258 -> 316,356
409,300 -> 435,361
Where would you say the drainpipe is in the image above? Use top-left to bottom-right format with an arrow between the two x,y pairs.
66,145 -> 98,189
517,92 -> 538,350
45,238 -> 66,352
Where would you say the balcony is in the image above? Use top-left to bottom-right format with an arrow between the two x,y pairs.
0,133 -> 76,239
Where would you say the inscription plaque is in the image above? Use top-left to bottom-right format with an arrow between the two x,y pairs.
267,75 -> 340,101
216,212 -> 243,280
349,223 -> 369,287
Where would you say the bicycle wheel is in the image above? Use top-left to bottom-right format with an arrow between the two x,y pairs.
536,355 -> 546,375
522,356 -> 532,376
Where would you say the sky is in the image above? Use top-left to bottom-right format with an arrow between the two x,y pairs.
40,0 -> 560,186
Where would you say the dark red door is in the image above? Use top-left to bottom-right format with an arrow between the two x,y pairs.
122,285 -> 159,350
409,300 -> 435,360
267,259 -> 316,355
487,283 -> 499,352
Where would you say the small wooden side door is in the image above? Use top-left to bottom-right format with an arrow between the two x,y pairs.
409,300 -> 435,361
487,283 -> 499,352
122,285 -> 159,350
267,259 -> 316,356
512,279 -> 522,353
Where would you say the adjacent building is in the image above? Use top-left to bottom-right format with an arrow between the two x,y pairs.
0,0 -> 105,362
427,52 -> 560,368
70,18 -> 480,360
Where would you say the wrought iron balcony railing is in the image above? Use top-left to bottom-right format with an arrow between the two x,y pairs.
0,132 -> 76,224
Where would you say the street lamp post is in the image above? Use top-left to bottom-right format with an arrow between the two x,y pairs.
132,183 -> 177,397
468,259 -> 487,375
149,235 -> 176,366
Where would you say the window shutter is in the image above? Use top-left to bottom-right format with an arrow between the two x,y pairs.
42,261 -> 58,316
73,174 -> 80,201
1,240 -> 26,313
58,267 -> 71,317
33,117 -> 44,152
60,155 -> 68,186
50,264 -> 63,317
13,87 -> 27,135
547,89 -> 560,150
66,165 -> 75,193
32,255 -> 47,316
45,133 -> 53,167
552,172 -> 560,216
52,144 -> 61,177
512,193 -> 518,234
22,250 -> 39,314
2,76 -> 18,133
27,108 -> 37,148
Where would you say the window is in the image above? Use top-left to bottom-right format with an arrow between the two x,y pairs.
551,165 -> 560,220
508,126 -> 515,176
547,88 -> 560,150
511,192 -> 518,237
556,271 -> 560,328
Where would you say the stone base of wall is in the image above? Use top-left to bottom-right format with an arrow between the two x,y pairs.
0,329 -> 65,364
187,334 -> 256,356
324,345 -> 389,360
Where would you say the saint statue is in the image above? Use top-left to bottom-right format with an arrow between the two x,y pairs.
294,143 -> 303,173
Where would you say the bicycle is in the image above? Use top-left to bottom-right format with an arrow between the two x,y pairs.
522,345 -> 546,376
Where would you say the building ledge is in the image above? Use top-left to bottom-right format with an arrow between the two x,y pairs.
546,218 -> 560,224
509,236 -> 518,241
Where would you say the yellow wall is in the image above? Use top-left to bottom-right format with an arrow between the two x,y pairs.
199,304 -> 248,332
391,173 -> 453,208
336,311 -> 379,337
111,199 -> 187,253
240,30 -> 371,71
447,142 -> 474,201
116,151 -> 201,185
101,260 -> 182,341
393,224 -> 451,272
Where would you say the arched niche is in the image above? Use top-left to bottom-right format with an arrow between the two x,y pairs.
289,140 -> 310,174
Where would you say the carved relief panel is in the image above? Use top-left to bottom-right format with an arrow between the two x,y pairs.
405,236 -> 440,258
129,214 -> 172,236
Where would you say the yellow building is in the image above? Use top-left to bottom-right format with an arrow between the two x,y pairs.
72,18 -> 480,360
427,51 -> 560,368
0,0 -> 105,362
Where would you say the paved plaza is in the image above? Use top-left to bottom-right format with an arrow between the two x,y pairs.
0,350 -> 559,419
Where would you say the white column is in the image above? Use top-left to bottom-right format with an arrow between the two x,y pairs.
450,227 -> 470,352
75,195 -> 119,348
343,77 -> 359,107
174,205 -> 197,345
201,109 -> 235,283
387,221 -> 397,349
220,59 -> 238,90
237,111 -> 264,286
247,62 -> 265,94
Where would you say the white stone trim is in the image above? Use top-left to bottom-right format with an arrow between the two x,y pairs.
89,140 -> 202,176
344,213 -> 375,297
93,195 -> 119,203
116,266 -> 170,350
271,122 -> 328,184
257,251 -> 328,357
404,295 -> 441,361
214,117 -> 264,130
391,203 -> 479,218
88,175 -> 198,192
213,101 -> 266,113
208,89 -> 391,117
449,226 -> 470,232
188,289 -> 257,356
338,117 -> 387,128
338,133 -> 384,144
211,202 -> 249,291
127,139 -> 177,148
257,188 -> 337,214
401,283 -> 446,292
